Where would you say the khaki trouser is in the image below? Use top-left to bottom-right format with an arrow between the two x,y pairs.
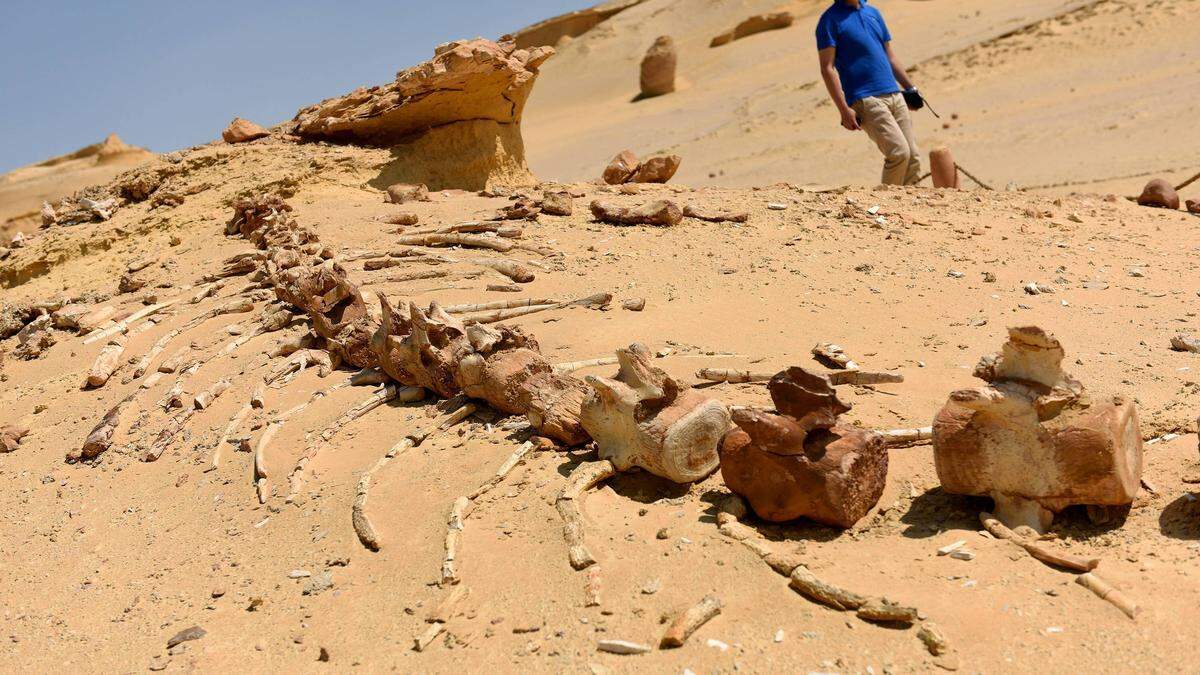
852,93 -> 921,186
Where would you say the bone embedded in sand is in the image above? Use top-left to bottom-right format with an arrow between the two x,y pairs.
812,342 -> 858,370
1076,572 -> 1140,620
979,512 -> 1099,572
589,199 -> 683,227
85,337 -> 127,388
719,368 -> 887,528
935,327 -> 1143,533
789,565 -> 868,611
193,379 -> 231,410
441,496 -> 470,585
660,595 -> 722,648
395,233 -> 515,253
556,460 -> 618,570
580,343 -> 729,483
553,356 -> 620,374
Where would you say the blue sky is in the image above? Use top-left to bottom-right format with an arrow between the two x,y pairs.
0,1 -> 586,172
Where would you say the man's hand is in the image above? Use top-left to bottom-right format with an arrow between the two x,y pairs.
840,108 -> 861,131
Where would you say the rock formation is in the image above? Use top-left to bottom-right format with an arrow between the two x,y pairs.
710,12 -> 794,48
719,368 -> 888,528
601,150 -> 680,184
932,327 -> 1143,532
506,0 -> 647,49
292,39 -> 553,191
222,118 -> 270,144
590,199 -> 683,226
1137,179 -> 1179,209
640,36 -> 677,98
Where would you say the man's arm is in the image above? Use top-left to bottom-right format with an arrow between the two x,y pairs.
884,42 -> 915,90
818,47 -> 859,131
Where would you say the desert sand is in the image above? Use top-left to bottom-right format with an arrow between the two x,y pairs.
2,1 -> 1200,673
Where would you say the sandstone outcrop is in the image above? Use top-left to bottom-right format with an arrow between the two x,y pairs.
506,0 -> 647,49
710,12 -> 794,48
292,39 -> 553,191
640,36 -> 677,98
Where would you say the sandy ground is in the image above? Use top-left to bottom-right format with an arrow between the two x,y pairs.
3,0 -> 1200,672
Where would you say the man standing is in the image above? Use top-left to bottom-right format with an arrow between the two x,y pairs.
817,0 -> 923,186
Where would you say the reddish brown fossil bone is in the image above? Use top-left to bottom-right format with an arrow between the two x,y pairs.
719,368 -> 888,528
933,326 -> 1143,533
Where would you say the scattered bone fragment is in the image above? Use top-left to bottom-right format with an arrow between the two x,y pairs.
85,338 -> 127,388
556,460 -> 618,570
720,368 -> 887,527
812,342 -> 858,370
445,298 -> 559,314
856,598 -> 918,624
488,283 -> 521,293
596,639 -> 651,655
934,327 -> 1143,532
878,426 -> 933,447
468,258 -> 535,283
395,233 -> 514,253
585,565 -> 603,607
193,379 -> 231,410
442,496 -> 469,585
427,585 -> 470,624
581,343 -> 729,483
468,441 -> 534,500
82,299 -> 175,344
590,199 -> 682,227
979,512 -> 1099,572
554,356 -> 619,374
413,622 -> 445,652
683,205 -> 749,223
660,595 -> 722,648
1076,572 -> 1140,620
209,402 -> 254,472
463,292 -> 611,325
789,565 -> 867,610
1137,178 -> 1180,210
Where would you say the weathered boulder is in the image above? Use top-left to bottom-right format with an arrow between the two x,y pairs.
719,368 -> 888,528
293,39 -> 553,191
933,327 -> 1142,532
640,36 -> 677,98
386,183 -> 429,205
222,118 -> 270,144
1137,178 -> 1179,209
603,150 -> 640,185
631,155 -> 681,183
710,12 -> 794,47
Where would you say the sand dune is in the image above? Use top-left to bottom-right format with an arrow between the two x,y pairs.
526,0 -> 1200,194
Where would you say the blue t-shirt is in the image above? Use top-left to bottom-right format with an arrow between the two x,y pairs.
816,1 -> 899,106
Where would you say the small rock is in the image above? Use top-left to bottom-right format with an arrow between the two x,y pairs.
947,270 -> 964,279
166,625 -> 206,649
318,647 -> 330,662
602,151 -> 640,185
622,297 -> 646,312
148,656 -> 169,671
656,528 -> 670,540
766,203 -> 788,211
541,191 -> 574,216
1137,178 -> 1180,210
222,117 -> 270,144
640,579 -> 661,595
302,570 -> 333,596
706,638 -> 729,652
386,183 -> 429,205
289,569 -> 311,579
630,155 -> 681,184
1128,267 -> 1146,278
1171,335 -> 1200,353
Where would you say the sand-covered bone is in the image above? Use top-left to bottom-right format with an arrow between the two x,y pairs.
580,343 -> 730,482
933,327 -> 1143,532
590,199 -> 683,227
292,39 -> 553,191
719,368 -> 888,527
